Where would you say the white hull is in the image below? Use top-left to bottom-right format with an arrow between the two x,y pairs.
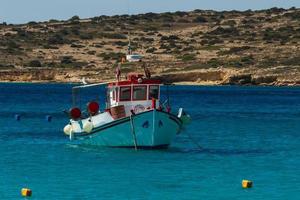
73,110 -> 182,148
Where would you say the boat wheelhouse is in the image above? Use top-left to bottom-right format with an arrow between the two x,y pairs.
107,73 -> 162,116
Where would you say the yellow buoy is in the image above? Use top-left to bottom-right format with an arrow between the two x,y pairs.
21,188 -> 32,197
242,180 -> 253,188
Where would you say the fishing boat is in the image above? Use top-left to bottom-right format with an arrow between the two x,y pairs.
63,70 -> 191,149
126,53 -> 143,62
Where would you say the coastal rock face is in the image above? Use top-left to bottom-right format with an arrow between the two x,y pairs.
156,70 -> 225,84
0,67 -> 294,86
227,74 -> 252,85
0,68 -> 116,83
0,70 -> 55,82
252,76 -> 277,85
225,74 -> 278,85
156,70 -> 280,85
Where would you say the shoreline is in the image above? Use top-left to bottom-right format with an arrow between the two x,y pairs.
1,80 -> 300,87
1,67 -> 300,87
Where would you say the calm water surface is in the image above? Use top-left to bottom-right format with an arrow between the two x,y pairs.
0,83 -> 299,199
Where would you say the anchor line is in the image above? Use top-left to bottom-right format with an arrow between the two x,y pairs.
185,132 -> 203,150
129,115 -> 138,150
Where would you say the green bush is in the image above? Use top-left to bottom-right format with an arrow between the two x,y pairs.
139,37 -> 154,43
258,57 -> 278,67
28,60 -> 42,67
61,56 -> 73,64
160,13 -> 174,23
72,61 -> 88,68
70,26 -> 80,35
222,20 -> 237,26
160,35 -> 179,41
174,11 -> 188,17
49,19 -> 59,23
262,27 -> 291,43
241,55 -> 254,65
103,26 -> 114,31
87,51 -> 96,55
59,28 -> 69,35
6,40 -> 20,49
146,47 -> 157,53
280,56 -> 300,66
48,34 -> 67,45
283,11 -> 300,20
43,44 -> 59,49
209,26 -> 239,36
0,63 -> 15,69
177,54 -> 196,61
69,15 -> 80,21
193,16 -> 207,23
99,33 -> 127,39
70,43 -> 85,48
177,18 -> 190,23
97,52 -> 125,61
159,43 -> 170,50
219,46 -> 251,55
208,38 -> 223,45
79,33 -> 93,40
114,41 -> 128,46
27,21 -> 38,25
207,58 -> 223,67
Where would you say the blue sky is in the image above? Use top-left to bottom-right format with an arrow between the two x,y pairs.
1,0 -> 299,24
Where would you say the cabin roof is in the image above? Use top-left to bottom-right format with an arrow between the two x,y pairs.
108,79 -> 161,87
108,73 -> 161,87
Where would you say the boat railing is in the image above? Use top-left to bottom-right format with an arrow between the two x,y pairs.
72,82 -> 109,107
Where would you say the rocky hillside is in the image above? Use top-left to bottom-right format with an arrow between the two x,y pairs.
0,7 -> 300,85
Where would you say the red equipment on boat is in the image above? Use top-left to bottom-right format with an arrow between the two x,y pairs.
69,107 -> 81,120
152,98 -> 156,109
87,101 -> 99,116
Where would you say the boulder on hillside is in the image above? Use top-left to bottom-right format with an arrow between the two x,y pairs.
228,74 -> 252,85
252,76 -> 277,85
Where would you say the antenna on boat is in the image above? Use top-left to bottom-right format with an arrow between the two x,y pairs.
115,63 -> 121,82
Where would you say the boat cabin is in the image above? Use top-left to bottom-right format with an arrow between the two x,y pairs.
107,73 -> 162,116
126,54 -> 143,62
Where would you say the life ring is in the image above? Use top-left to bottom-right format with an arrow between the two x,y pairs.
134,104 -> 145,114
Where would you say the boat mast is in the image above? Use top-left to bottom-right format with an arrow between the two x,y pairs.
127,0 -> 132,55
128,32 -> 132,55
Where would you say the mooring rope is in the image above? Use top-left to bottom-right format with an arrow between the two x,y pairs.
185,132 -> 203,150
129,115 -> 138,150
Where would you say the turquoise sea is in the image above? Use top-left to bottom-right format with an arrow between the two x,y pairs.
0,83 -> 299,199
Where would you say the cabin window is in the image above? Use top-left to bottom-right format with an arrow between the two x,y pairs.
119,86 -> 131,101
149,85 -> 159,100
133,86 -> 147,101
112,90 -> 115,100
115,87 -> 119,101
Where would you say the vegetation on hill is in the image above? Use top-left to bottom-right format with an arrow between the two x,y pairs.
0,7 -> 299,84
